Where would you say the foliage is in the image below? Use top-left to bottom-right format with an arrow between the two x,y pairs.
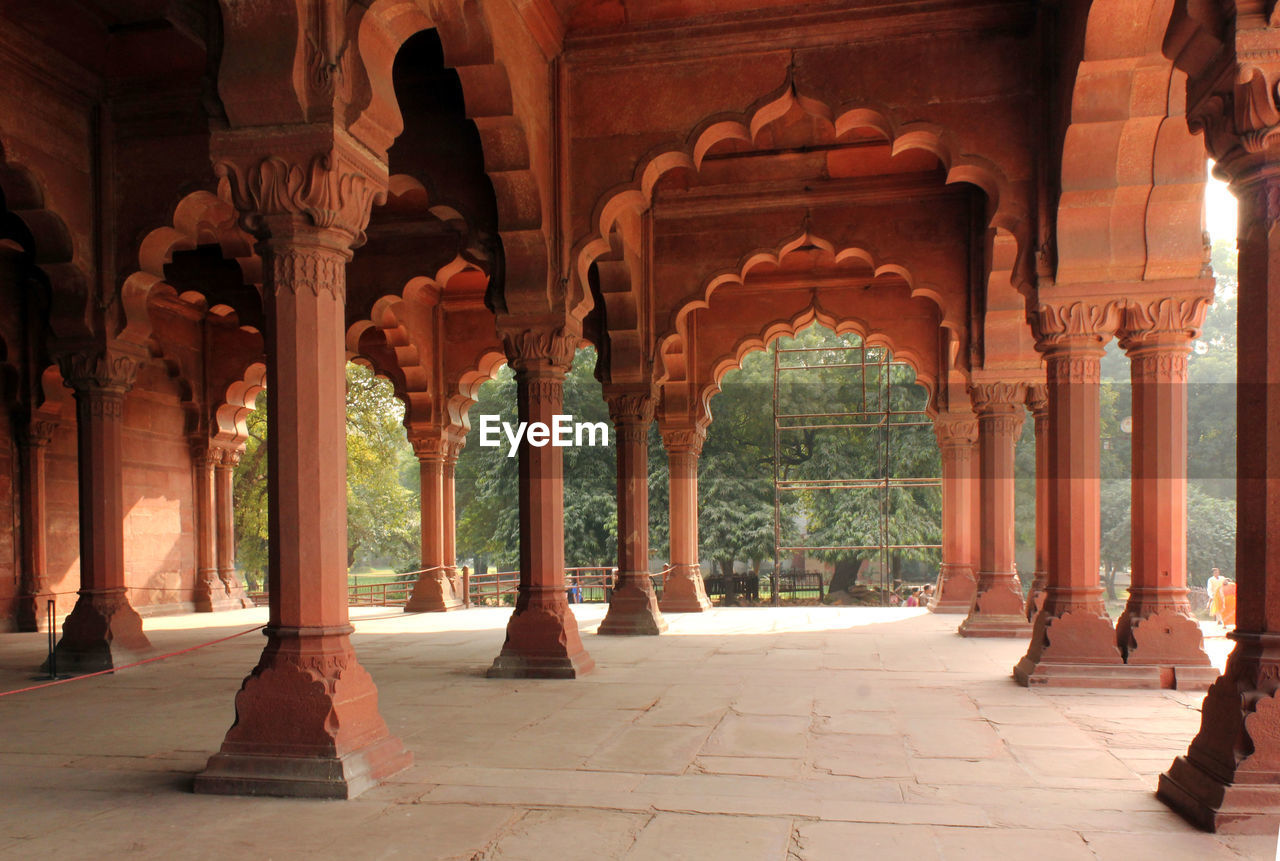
454,349 -> 621,570
232,363 -> 421,588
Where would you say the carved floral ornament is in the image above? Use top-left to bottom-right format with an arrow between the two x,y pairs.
215,153 -> 385,246
501,328 -> 579,372
605,392 -> 655,425
661,427 -> 706,456
58,350 -> 141,395
934,416 -> 978,446
1119,296 -> 1211,346
968,381 -> 1026,414
1025,384 -> 1048,416
1033,300 -> 1123,350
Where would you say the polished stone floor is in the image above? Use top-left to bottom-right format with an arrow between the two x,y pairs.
0,605 -> 1269,860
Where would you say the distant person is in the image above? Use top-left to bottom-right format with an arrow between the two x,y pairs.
1221,579 -> 1237,629
1208,568 -> 1227,625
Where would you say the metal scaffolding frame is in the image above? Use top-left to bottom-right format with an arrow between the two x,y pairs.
770,337 -> 942,606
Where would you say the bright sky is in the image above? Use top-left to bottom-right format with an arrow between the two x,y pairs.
1205,161 -> 1237,243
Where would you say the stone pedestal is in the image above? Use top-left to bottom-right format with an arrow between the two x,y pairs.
599,390 -> 666,635
48,359 -> 150,672
959,382 -> 1032,638
658,428 -> 712,612
488,328 -> 594,678
931,414 -> 978,614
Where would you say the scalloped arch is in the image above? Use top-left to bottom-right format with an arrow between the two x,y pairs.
213,361 -> 267,447
119,189 -> 259,350
1055,0 -> 1206,286
576,88 -> 1029,298
348,0 -> 550,308
699,306 -> 936,422
660,228 -> 955,368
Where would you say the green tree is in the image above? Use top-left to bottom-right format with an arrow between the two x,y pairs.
232,363 -> 422,588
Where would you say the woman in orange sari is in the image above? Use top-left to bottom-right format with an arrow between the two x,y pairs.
1221,579 -> 1237,629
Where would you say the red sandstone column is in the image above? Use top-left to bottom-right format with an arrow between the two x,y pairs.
50,352 -> 152,671
931,414 -> 978,613
1015,308 -> 1130,685
1025,385 -> 1050,622
213,447 -> 250,606
1116,309 -> 1215,689
1158,164 -> 1280,830
15,419 -> 56,632
193,444 -> 221,612
443,436 -> 463,600
599,390 -> 666,635
405,434 -> 460,612
959,382 -> 1032,637
194,153 -> 410,797
658,427 -> 712,612
487,328 -> 594,678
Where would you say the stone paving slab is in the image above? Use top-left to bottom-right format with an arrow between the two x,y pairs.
0,605 -> 1267,859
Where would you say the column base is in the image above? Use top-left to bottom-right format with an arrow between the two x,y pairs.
195,735 -> 412,799
958,574 -> 1031,637
1160,756 -> 1280,834
930,563 -> 976,614
1155,632 -> 1280,832
658,565 -> 712,613
1013,609 -> 1130,687
47,588 -> 151,674
1118,608 -> 1216,690
196,627 -> 410,799
195,575 -> 254,613
15,591 -> 54,632
488,603 -> 595,678
404,569 -> 463,612
598,579 -> 667,636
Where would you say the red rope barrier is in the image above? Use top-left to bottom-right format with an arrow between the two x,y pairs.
0,624 -> 266,699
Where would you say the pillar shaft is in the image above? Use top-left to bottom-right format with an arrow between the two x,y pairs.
658,428 -> 712,612
487,329 -> 594,677
959,382 -> 1032,637
16,422 -> 54,632
50,355 -> 151,671
195,212 -> 409,799
599,391 -> 666,635
1015,325 -> 1133,686
443,447 -> 458,569
193,446 -> 220,611
931,415 -> 978,613
1116,329 -> 1213,686
1026,386 -> 1050,621
405,438 -> 460,612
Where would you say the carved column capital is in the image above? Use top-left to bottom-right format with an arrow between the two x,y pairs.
968,381 -> 1026,415
19,418 -> 58,448
661,427 -> 705,457
1025,384 -> 1049,419
934,414 -> 978,448
605,390 -> 655,427
214,146 -> 387,248
1118,296 -> 1211,353
1033,300 -> 1123,353
409,434 -> 447,463
58,348 -> 142,396
500,327 -> 579,374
